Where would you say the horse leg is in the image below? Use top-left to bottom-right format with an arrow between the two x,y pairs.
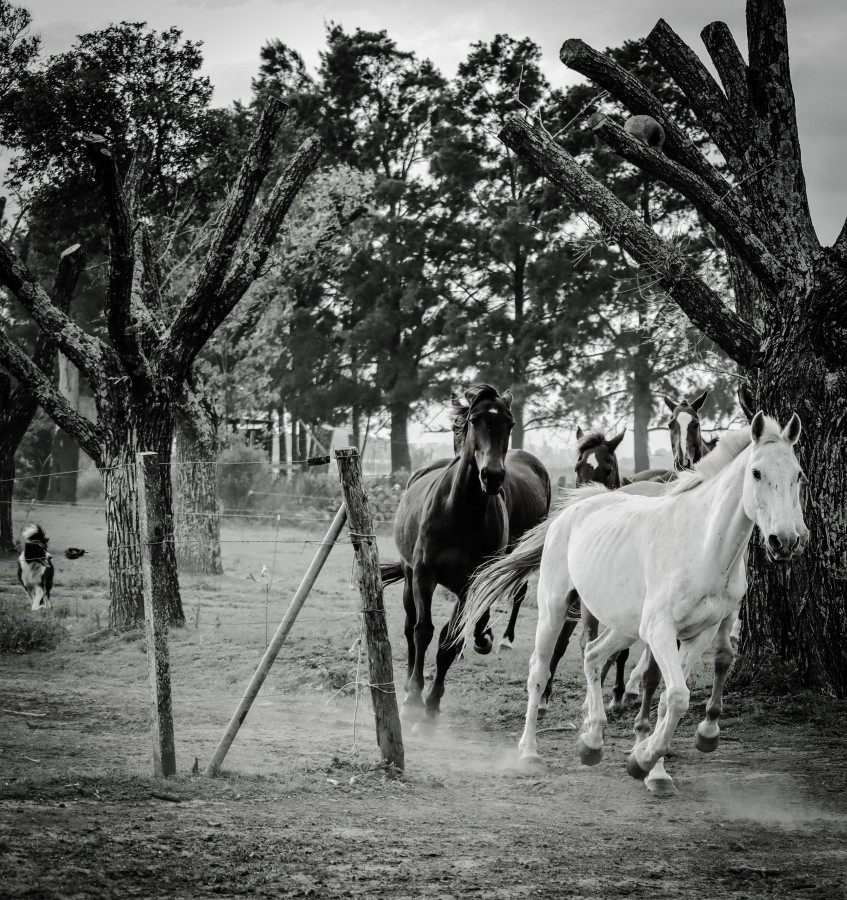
499,581 -> 527,651
426,594 -> 466,719
629,624 -> 714,791
401,564 -> 437,724
631,652 -> 678,798
579,626 -> 633,767
537,610 -> 579,721
401,568 -> 417,700
622,648 -> 650,706
695,611 -> 737,753
602,647 -> 631,713
518,587 -> 577,767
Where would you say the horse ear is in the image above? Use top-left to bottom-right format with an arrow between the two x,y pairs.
500,390 -> 513,410
664,395 -> 677,413
451,392 -> 465,412
576,426 -> 584,440
781,413 -> 802,445
607,427 -> 626,453
751,411 -> 766,442
691,389 -> 709,411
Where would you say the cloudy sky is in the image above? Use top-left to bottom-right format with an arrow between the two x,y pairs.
22,0 -> 847,244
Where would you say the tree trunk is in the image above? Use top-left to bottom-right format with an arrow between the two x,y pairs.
631,319 -> 654,472
511,251 -> 527,450
47,354 -> 80,503
0,446 -> 15,552
734,327 -> 847,696
174,398 -> 223,576
389,400 -> 411,474
101,413 -> 184,628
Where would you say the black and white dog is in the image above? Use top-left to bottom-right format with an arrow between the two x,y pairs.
17,524 -> 54,611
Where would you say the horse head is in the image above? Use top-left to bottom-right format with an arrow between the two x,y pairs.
664,390 -> 709,470
451,384 -> 514,496
744,412 -> 809,562
574,427 -> 625,490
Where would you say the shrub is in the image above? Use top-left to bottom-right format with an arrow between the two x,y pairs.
0,609 -> 68,653
217,440 -> 273,512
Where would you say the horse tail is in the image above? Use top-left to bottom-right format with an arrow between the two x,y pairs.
458,516 -> 551,647
458,483 -> 607,647
379,561 -> 405,587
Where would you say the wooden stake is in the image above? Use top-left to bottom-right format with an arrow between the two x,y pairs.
136,451 -> 176,778
205,503 -> 348,775
334,448 -> 404,771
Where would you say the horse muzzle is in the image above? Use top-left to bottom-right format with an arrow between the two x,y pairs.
766,531 -> 807,562
480,467 -> 505,496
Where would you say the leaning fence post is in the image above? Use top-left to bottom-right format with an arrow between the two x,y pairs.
334,448 -> 405,771
205,503 -> 348,775
136,451 -> 177,778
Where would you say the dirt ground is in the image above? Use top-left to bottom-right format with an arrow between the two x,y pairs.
2,504 -> 846,899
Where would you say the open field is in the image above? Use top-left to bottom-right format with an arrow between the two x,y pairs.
2,503 -> 846,899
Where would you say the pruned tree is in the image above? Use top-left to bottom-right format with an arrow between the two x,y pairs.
498,2 -> 847,696
0,245 -> 85,550
0,99 -> 324,626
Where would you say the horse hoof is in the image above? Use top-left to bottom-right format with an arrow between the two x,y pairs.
474,629 -> 494,655
695,730 -> 720,753
626,754 -> 650,781
576,738 -> 603,767
517,754 -> 547,773
498,638 -> 514,652
646,777 -> 678,798
400,700 -> 427,724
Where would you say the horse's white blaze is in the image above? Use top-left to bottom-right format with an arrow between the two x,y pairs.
675,411 -> 693,466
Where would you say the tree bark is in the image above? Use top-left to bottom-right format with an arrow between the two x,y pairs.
389,400 -> 411,474
47,354 -> 80,503
174,393 -> 223,576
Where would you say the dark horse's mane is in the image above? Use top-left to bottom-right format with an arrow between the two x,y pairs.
576,431 -> 610,454
451,384 -> 511,455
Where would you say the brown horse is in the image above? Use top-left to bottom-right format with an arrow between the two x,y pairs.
380,385 -> 550,724
664,390 -> 718,470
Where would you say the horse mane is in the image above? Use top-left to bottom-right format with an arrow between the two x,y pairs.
668,422 -> 765,494
451,383 -> 509,454
576,431 -> 609,454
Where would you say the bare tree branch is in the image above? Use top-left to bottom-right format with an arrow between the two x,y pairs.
591,115 -> 784,289
499,114 -> 762,368
559,39 -> 740,215
165,98 -> 290,364
0,245 -> 104,463
646,19 -> 748,173
84,134 -> 150,381
745,0 -> 817,249
0,238 -> 120,386
166,133 -> 325,377
701,21 -> 750,119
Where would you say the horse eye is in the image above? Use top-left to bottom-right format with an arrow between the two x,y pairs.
752,469 -> 762,481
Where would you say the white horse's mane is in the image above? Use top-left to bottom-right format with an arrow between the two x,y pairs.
669,418 -> 781,494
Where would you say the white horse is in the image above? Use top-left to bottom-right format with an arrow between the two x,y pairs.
461,413 -> 807,796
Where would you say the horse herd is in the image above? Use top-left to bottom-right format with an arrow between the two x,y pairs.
381,384 -> 808,797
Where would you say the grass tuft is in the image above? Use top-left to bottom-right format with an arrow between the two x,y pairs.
0,608 -> 68,653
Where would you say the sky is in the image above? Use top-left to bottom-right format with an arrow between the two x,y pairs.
13,0 -> 847,457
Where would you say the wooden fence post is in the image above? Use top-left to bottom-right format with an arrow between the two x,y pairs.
334,448 -> 405,771
136,451 -> 177,777
206,503 -> 348,775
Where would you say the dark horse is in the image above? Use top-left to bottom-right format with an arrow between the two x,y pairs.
380,384 -> 550,723
664,390 -> 718,470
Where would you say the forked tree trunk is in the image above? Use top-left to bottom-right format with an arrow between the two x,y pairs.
174,397 -> 223,576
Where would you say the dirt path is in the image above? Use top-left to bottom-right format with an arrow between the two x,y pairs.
1,507 -> 846,898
